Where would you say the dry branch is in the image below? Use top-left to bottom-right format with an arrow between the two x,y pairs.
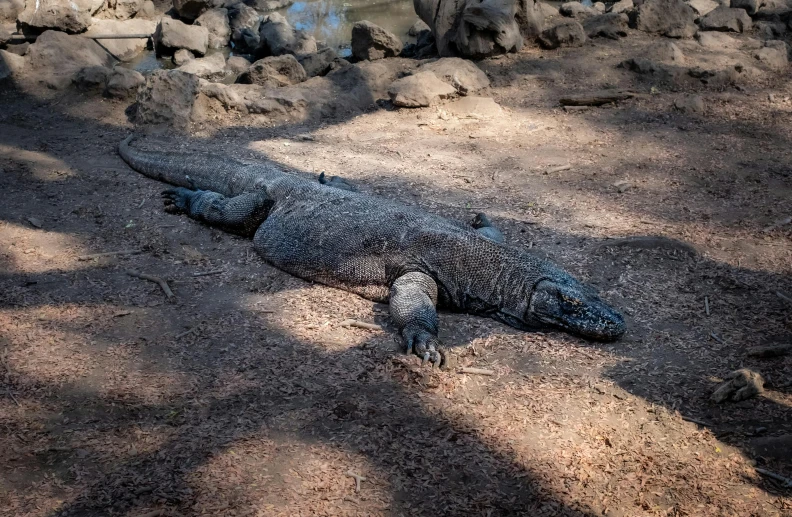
559,92 -> 634,106
340,319 -> 382,331
459,367 -> 495,376
755,468 -> 792,488
126,269 -> 174,299
78,249 -> 142,261
192,269 -> 226,277
547,164 -> 572,173
346,471 -> 366,492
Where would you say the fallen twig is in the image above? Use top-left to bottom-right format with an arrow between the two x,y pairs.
747,344 -> 792,358
175,327 -> 197,339
78,249 -> 142,261
776,291 -> 792,305
126,269 -> 174,300
137,199 -> 145,209
681,415 -> 709,426
192,269 -> 225,277
595,236 -> 696,255
710,332 -> 725,345
559,91 -> 634,106
755,467 -> 792,488
346,471 -> 365,492
340,319 -> 382,331
459,367 -> 495,376
547,164 -> 572,173
705,296 -> 710,316
6,390 -> 20,407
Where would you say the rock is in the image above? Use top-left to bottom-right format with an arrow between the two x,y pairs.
155,17 -> 209,56
445,96 -> 502,118
696,30 -> 740,47
636,0 -> 697,38
0,49 -> 26,81
228,2 -> 260,33
298,47 -> 338,77
538,2 -> 560,17
259,12 -> 316,57
136,0 -> 157,19
520,0 -> 546,42
173,0 -> 223,22
754,20 -> 786,39
105,66 -> 144,97
199,80 -> 245,110
84,19 -> 157,62
26,30 -> 112,89
688,0 -> 719,16
608,0 -> 634,14
730,0 -> 763,14
753,41 -> 788,69
225,55 -> 250,74
408,19 -> 431,36
238,54 -> 306,86
582,12 -> 629,38
5,43 -> 30,56
245,0 -> 294,10
73,65 -> 111,89
559,1 -> 598,17
178,52 -> 227,80
388,70 -> 456,107
538,20 -> 587,48
699,6 -> 752,32
107,0 -> 143,19
17,0 -> 97,34
351,20 -> 402,61
650,40 -> 685,61
0,0 -> 24,23
233,83 -> 306,115
401,28 -> 436,59
233,28 -> 260,53
711,369 -> 764,402
135,69 -> 200,128
593,1 -> 606,11
418,57 -> 489,95
195,8 -> 231,49
0,26 -> 10,46
674,94 -> 704,112
173,49 -> 195,66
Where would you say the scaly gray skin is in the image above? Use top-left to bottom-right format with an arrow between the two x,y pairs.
119,135 -> 625,366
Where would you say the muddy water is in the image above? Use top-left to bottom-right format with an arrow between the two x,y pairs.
274,0 -> 418,57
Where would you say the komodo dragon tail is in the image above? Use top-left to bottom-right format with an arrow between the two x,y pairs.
118,135 -> 282,197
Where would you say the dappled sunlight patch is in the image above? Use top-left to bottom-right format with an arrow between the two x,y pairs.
0,144 -> 76,181
0,221 -> 88,274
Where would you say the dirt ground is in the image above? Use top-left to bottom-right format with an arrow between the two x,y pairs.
2,32 -> 792,517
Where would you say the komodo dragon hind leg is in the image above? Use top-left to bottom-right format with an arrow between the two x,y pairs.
389,272 -> 444,368
471,212 -> 505,243
318,172 -> 358,192
162,187 -> 273,237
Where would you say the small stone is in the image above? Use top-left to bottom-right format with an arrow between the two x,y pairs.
298,48 -> 338,77
593,1 -> 606,11
225,55 -> 251,75
172,0 -> 223,22
608,0 -> 634,14
538,1 -> 560,17
154,17 -> 210,56
177,52 -> 227,81
699,6 -> 752,32
26,217 -> 43,228
173,49 -> 195,66
136,0 -> 156,19
538,20 -> 587,48
582,12 -> 629,39
73,65 -> 111,90
753,43 -> 788,70
711,369 -> 764,403
105,66 -> 145,98
388,71 -> 456,108
651,40 -> 686,62
559,1 -> 598,17
195,8 -> 231,49
108,0 -> 143,20
408,19 -> 430,36
674,94 -> 704,113
351,20 -> 402,61
418,57 -> 490,95
688,0 -> 719,16
238,54 -> 307,87
696,31 -> 740,48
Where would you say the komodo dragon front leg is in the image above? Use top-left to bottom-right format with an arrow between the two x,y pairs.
390,272 -> 443,367
161,187 -> 273,236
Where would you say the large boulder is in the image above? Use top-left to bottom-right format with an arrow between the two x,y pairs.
105,66 -> 145,97
388,70 -> 456,107
0,49 -> 26,81
258,12 -> 316,57
582,12 -> 628,38
135,69 -> 200,128
538,19 -> 587,48
608,0 -> 633,14
17,0 -> 103,33
699,6 -> 752,32
237,54 -> 306,86
417,57 -> 489,94
228,2 -> 261,33
351,20 -> 402,61
106,0 -> 144,19
173,0 -> 223,22
84,19 -> 157,62
0,0 -> 25,23
298,48 -> 338,77
154,17 -> 209,56
195,8 -> 231,49
26,30 -> 113,89
635,0 -> 697,38
177,52 -> 227,80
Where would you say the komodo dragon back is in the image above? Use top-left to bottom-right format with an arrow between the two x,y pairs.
119,136 -> 626,366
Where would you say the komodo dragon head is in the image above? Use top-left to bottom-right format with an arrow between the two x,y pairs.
525,277 -> 626,341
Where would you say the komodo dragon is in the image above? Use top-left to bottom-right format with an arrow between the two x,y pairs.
119,135 -> 625,366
